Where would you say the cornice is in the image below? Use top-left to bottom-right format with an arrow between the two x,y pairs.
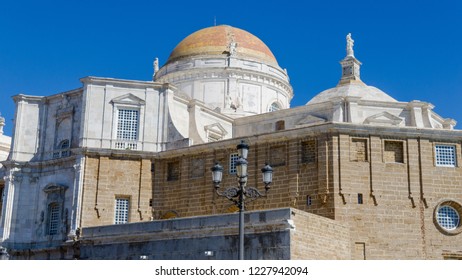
80,76 -> 173,91
157,67 -> 293,95
187,99 -> 235,122
12,94 -> 44,103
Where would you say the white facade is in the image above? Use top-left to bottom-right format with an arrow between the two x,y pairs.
0,27 -> 457,255
0,115 -> 10,163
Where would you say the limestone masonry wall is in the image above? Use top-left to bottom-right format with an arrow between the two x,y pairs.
78,125 -> 462,259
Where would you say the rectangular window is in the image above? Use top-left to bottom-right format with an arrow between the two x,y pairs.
275,120 -> 285,131
48,204 -> 60,235
229,153 -> 239,174
190,158 -> 205,178
384,141 -> 404,163
270,145 -> 286,167
117,109 -> 139,141
167,161 -> 180,181
351,138 -> 368,162
435,145 -> 457,167
306,195 -> 312,206
358,193 -> 363,204
301,139 -> 316,164
114,198 -> 129,224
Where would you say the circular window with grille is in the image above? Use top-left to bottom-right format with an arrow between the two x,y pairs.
434,200 -> 462,235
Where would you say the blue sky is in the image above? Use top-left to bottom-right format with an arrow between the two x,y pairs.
0,0 -> 461,135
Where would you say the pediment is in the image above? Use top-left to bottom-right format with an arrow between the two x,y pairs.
204,123 -> 228,136
111,93 -> 146,106
296,115 -> 327,127
363,112 -> 402,126
43,184 -> 68,193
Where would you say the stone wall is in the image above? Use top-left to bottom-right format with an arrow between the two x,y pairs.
77,124 -> 462,259
334,132 -> 462,259
290,208 -> 351,259
148,134 -> 335,221
78,208 -> 349,260
80,208 -> 294,260
81,154 -> 152,228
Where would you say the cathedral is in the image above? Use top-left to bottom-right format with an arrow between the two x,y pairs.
0,25 -> 461,260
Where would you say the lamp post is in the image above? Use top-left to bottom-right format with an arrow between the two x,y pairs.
211,140 -> 273,260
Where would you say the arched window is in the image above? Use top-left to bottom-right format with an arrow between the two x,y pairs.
60,139 -> 70,149
53,139 -> 71,158
268,102 -> 281,112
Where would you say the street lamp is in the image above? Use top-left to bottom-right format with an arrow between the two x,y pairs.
211,140 -> 273,260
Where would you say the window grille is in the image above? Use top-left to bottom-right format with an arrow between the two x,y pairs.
229,153 -> 239,174
307,195 -> 312,206
435,145 -> 456,167
53,139 -> 71,158
117,109 -> 139,141
48,204 -> 60,235
437,205 -> 460,230
114,198 -> 129,224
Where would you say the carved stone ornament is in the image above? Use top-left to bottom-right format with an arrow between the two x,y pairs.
346,33 -> 354,57
43,184 -> 68,194
29,176 -> 39,184
229,42 -> 237,56
12,174 -> 23,183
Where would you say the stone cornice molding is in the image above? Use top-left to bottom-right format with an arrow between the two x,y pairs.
43,183 -> 68,194
80,76 -> 173,91
110,93 -> 146,106
156,56 -> 286,77
204,123 -> 228,136
363,112 -> 403,126
237,122 -> 462,144
157,67 -> 293,95
45,88 -> 83,102
187,99 -> 234,122
12,94 -> 44,103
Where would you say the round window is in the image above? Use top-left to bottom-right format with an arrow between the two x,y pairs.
434,200 -> 462,235
437,205 -> 460,230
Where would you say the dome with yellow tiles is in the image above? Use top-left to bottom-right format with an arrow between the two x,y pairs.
167,25 -> 278,65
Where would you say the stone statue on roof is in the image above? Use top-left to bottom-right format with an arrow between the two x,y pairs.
346,33 -> 354,57
229,41 -> 237,57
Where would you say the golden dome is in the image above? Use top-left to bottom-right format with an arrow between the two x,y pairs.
167,25 -> 278,65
